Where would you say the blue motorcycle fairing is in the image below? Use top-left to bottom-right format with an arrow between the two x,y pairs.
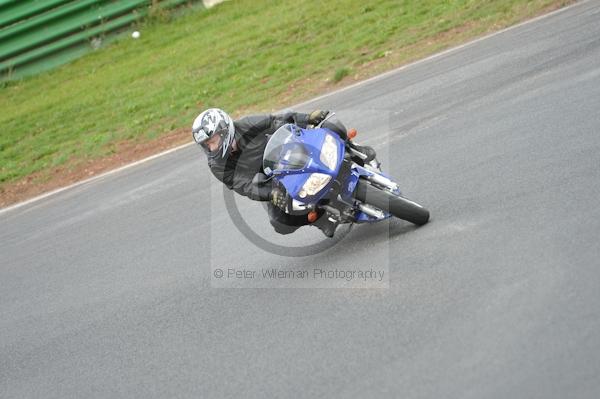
264,123 -> 398,224
271,127 -> 345,203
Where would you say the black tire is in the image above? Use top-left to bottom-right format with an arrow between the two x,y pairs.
354,180 -> 430,225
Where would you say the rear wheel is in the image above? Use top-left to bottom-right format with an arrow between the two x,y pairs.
354,180 -> 430,225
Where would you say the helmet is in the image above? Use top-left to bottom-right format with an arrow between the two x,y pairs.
192,108 -> 235,158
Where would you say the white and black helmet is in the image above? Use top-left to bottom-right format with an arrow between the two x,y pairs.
192,108 -> 235,158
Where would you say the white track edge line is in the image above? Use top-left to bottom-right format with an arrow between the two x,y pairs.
0,0 -> 586,216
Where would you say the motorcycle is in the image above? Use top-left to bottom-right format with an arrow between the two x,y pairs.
262,114 -> 430,235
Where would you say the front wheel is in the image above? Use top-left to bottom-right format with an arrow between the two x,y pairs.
354,180 -> 430,225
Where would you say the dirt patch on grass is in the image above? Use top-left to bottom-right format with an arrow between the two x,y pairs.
0,128 -> 190,208
0,0 -> 575,209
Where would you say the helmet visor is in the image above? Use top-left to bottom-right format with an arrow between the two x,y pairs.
199,130 -> 225,157
192,127 -> 209,145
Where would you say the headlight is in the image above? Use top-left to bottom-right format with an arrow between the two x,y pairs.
301,173 -> 331,196
320,134 -> 338,170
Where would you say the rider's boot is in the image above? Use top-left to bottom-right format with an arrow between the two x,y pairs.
345,128 -> 381,169
348,141 -> 381,171
312,212 -> 338,238
349,141 -> 376,162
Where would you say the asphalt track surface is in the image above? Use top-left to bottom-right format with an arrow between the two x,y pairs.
2,1 -> 600,397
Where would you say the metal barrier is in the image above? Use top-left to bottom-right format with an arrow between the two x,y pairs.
0,0 -> 202,81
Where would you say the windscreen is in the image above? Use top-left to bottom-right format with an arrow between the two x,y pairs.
262,124 -> 309,175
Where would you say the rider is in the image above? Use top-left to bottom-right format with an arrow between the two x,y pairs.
192,108 -> 377,237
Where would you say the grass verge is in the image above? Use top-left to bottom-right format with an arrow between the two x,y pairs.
0,0 -> 574,206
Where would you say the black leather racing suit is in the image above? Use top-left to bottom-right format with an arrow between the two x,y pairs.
207,111 -> 348,234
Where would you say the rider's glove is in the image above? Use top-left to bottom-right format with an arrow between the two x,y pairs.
308,109 -> 329,126
270,186 -> 288,210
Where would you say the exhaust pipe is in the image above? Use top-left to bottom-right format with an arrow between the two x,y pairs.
365,173 -> 399,192
358,203 -> 386,219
